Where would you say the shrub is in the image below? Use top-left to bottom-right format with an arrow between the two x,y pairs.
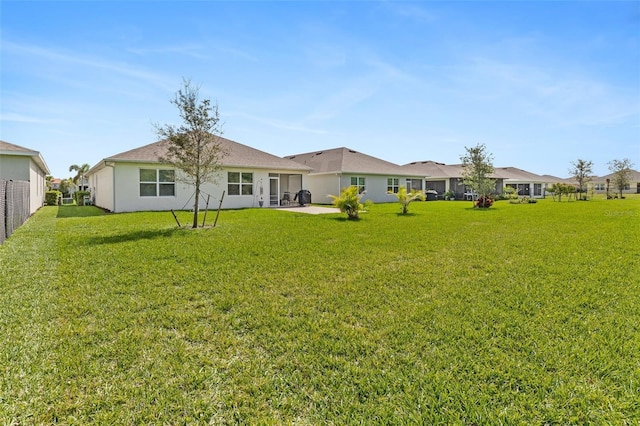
74,191 -> 90,206
328,186 -> 372,220
45,191 -> 61,206
502,186 -> 519,200
388,187 -> 425,214
444,190 -> 456,200
475,195 -> 494,208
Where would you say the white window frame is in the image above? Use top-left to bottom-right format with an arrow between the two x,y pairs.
139,168 -> 175,197
228,172 -> 254,196
387,177 -> 399,193
350,176 -> 366,194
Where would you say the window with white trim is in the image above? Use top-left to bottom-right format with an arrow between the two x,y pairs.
387,178 -> 399,193
350,176 -> 366,194
594,183 -> 605,191
228,172 -> 253,196
139,169 -> 175,197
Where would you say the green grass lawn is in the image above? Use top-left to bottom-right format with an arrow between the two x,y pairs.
1,197 -> 639,424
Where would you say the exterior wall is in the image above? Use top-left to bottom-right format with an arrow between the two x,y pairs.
339,174 -> 420,203
0,155 -> 46,214
89,166 -> 115,211
306,174 -> 432,204
302,174 -> 341,205
0,156 -> 30,180
591,180 -> 640,195
28,159 -> 47,214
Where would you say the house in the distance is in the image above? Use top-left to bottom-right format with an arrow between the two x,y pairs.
86,137 -> 311,213
285,147 -> 425,204
0,140 -> 50,214
591,169 -> 640,195
402,161 -> 551,199
493,167 -> 548,198
402,161 -> 505,200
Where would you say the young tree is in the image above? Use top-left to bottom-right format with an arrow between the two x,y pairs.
155,79 -> 226,228
569,159 -> 593,200
460,143 -> 496,208
607,158 -> 634,199
69,163 -> 90,191
59,178 -> 73,197
328,186 -> 372,220
388,186 -> 425,214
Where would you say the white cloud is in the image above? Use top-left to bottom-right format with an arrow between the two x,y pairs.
0,112 -> 61,125
3,40 -> 176,91
230,111 -> 328,135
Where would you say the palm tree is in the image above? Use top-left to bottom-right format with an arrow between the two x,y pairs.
69,163 -> 90,191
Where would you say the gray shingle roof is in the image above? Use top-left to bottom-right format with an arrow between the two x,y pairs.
101,136 -> 311,171
286,147 -> 421,177
402,160 -> 464,178
595,169 -> 640,182
493,167 -> 547,181
404,161 -> 551,181
0,140 -> 38,154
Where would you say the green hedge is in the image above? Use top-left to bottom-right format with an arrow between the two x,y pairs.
74,191 -> 91,206
45,191 -> 61,206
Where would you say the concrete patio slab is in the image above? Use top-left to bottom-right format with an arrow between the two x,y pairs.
276,205 -> 341,214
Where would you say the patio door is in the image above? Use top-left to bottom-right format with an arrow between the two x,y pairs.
270,176 -> 279,206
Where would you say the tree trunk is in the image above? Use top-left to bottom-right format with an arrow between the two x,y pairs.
193,180 -> 200,229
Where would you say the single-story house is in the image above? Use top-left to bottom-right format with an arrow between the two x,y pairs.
591,169 -> 640,195
402,162 -> 554,199
402,161 -> 505,200
0,140 -> 50,214
86,137 -> 312,213
285,147 -> 425,204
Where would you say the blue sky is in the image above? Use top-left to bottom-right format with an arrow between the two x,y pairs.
2,1 -> 639,179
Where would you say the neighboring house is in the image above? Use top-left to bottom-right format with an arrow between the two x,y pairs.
402,162 -> 552,199
591,169 -> 640,195
402,161 -> 505,200
86,137 -> 311,213
285,147 -> 425,204
0,140 -> 50,214
49,178 -> 62,191
493,167 -> 548,198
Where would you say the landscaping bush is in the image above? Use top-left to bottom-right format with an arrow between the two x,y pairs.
475,195 -> 494,208
329,186 -> 372,220
45,190 -> 61,206
74,191 -> 90,206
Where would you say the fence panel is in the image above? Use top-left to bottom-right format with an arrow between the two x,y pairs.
1,180 -> 30,245
0,181 -> 6,244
